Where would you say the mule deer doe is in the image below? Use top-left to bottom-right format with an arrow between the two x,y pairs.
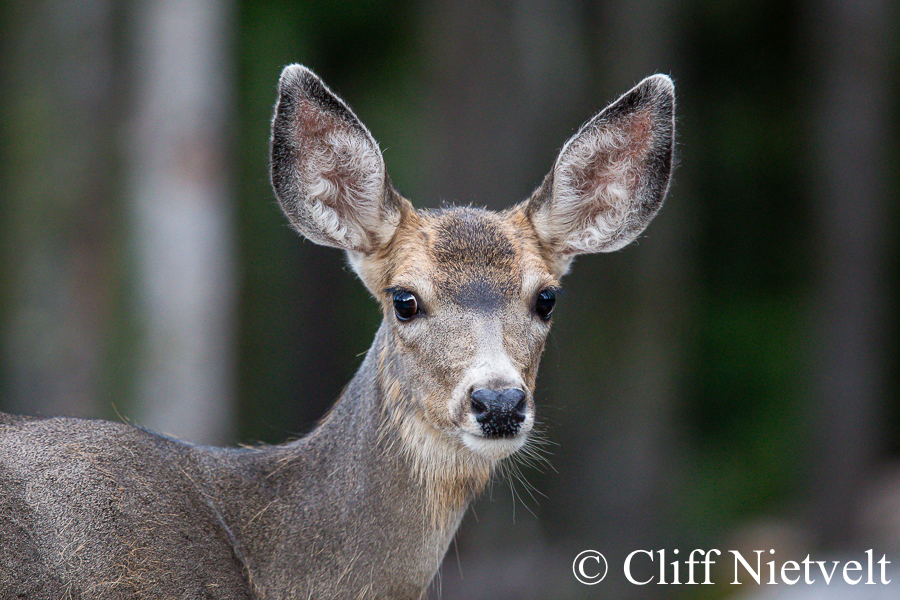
0,65 -> 674,598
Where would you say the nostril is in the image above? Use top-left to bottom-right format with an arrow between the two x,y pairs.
505,389 -> 528,422
470,389 -> 495,421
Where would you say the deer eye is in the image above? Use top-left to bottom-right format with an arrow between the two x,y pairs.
534,289 -> 556,321
392,290 -> 419,321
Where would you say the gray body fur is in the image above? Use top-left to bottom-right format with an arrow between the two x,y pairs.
1,326 -> 457,598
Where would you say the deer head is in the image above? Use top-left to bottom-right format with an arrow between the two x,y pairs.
270,65 -> 674,471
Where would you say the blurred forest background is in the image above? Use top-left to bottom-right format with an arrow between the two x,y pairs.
1,0 -> 898,598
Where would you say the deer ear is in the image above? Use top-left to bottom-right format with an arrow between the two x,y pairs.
525,75 -> 675,267
270,65 -> 401,254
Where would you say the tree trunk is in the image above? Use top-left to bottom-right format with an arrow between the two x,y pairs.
127,0 -> 237,445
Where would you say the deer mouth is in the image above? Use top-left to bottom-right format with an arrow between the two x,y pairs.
460,430 -> 529,460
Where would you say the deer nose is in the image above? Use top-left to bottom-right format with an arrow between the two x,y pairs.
470,388 -> 527,438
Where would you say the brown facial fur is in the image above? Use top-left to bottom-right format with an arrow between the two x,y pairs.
362,205 -> 558,504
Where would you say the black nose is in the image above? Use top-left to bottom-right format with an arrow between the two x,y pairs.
470,388 -> 528,438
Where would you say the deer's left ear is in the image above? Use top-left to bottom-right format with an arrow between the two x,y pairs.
524,75 -> 675,270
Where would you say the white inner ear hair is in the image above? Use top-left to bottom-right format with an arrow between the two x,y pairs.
546,114 -> 651,255
302,130 -> 391,251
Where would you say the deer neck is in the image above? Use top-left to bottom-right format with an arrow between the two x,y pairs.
225,321 -> 494,597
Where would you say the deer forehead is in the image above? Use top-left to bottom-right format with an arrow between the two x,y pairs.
383,207 -> 555,307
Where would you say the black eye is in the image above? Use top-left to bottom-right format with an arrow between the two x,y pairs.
535,289 -> 556,321
392,290 -> 419,321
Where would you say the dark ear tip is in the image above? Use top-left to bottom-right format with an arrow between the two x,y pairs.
628,74 -> 675,126
596,74 -> 675,130
639,74 -> 675,98
277,64 -> 322,98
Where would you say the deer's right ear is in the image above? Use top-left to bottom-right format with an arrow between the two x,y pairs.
270,65 -> 401,254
